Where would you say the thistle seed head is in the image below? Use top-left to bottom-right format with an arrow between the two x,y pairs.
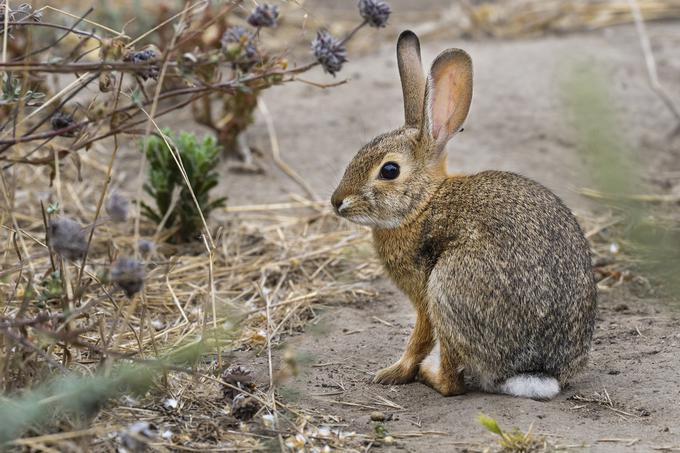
247,4 -> 279,28
221,26 -> 259,71
358,0 -> 392,27
221,364 -> 256,400
50,112 -> 78,136
111,256 -> 145,298
106,191 -> 129,223
48,217 -> 87,261
123,48 -> 160,81
222,26 -> 257,58
138,239 -> 155,256
311,30 -> 347,76
231,394 -> 260,420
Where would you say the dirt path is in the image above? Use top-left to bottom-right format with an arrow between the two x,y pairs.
225,22 -> 680,452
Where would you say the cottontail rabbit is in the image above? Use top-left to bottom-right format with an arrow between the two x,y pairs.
331,31 -> 596,400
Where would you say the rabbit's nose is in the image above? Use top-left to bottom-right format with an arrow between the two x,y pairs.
331,194 -> 344,213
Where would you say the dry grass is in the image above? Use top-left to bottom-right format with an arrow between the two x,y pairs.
467,0 -> 680,37
0,1 -> 387,450
416,0 -> 680,39
1,152 -> 382,449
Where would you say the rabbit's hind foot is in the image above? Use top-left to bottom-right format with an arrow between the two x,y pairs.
418,365 -> 466,397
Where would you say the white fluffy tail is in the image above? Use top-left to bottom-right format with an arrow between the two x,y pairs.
499,374 -> 560,400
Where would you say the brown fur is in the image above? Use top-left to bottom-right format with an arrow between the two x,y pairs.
331,31 -> 596,398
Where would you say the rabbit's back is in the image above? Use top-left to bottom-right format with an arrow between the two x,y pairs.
422,171 -> 596,387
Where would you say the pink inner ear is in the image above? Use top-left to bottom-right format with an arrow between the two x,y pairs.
431,72 -> 458,140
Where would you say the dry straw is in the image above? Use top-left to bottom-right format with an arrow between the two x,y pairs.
0,0 -> 385,449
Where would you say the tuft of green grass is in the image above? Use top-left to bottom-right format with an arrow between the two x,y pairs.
141,129 -> 226,242
478,414 -> 549,452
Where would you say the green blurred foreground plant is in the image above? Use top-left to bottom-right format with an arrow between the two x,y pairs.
142,129 -> 226,242
563,64 -> 680,296
478,414 -> 548,452
0,341 -> 206,445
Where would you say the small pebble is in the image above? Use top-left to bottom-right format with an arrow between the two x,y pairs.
370,411 -> 385,422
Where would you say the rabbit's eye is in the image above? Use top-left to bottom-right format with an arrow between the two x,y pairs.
379,162 -> 400,180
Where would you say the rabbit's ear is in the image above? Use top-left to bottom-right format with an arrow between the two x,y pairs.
420,49 -> 473,153
397,30 -> 425,127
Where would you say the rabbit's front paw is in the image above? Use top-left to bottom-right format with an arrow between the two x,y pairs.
372,361 -> 417,385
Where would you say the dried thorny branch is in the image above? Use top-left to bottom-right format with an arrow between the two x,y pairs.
0,0 -> 383,157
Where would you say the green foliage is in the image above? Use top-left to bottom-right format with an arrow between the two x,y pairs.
46,202 -> 60,215
39,271 -> 63,303
1,74 -> 45,106
562,63 -> 641,199
563,64 -> 680,296
479,413 -> 503,436
373,423 -> 387,438
478,414 -> 548,452
0,341 -> 207,445
141,129 -> 226,242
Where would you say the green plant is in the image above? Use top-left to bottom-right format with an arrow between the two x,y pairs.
1,74 -> 45,106
141,129 -> 226,242
478,414 -> 549,452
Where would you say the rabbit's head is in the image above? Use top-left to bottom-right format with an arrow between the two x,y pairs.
331,31 -> 473,229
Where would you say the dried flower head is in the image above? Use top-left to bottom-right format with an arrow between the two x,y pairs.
231,393 -> 260,420
106,191 -> 129,223
123,48 -> 160,81
48,217 -> 87,260
99,72 -> 115,93
221,27 -> 258,71
138,239 -> 155,256
0,3 -> 41,34
358,0 -> 392,27
247,4 -> 279,28
14,3 -> 42,21
119,421 -> 156,451
50,112 -> 78,136
312,30 -> 347,76
221,364 -> 256,400
110,257 -> 145,298
222,27 -> 257,56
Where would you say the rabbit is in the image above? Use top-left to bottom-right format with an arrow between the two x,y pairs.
330,30 -> 597,400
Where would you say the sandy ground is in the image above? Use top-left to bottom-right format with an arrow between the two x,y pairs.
219,17 -> 680,453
